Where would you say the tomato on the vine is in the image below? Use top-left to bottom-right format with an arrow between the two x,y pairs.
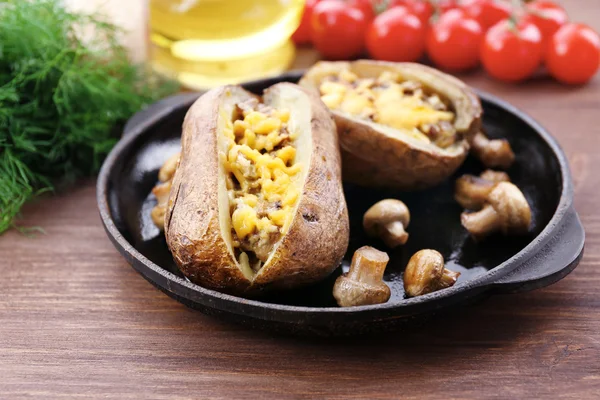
388,0 -> 434,25
291,0 -> 321,45
366,6 -> 426,62
438,0 -> 459,13
523,0 -> 568,43
461,0 -> 512,29
546,23 -> 600,84
427,9 -> 483,71
347,0 -> 376,21
481,20 -> 543,82
386,0 -> 458,25
311,1 -> 369,60
527,0 -> 565,10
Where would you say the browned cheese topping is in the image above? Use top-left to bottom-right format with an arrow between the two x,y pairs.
319,68 -> 458,148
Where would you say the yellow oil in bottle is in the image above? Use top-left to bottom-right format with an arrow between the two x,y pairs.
150,0 -> 304,89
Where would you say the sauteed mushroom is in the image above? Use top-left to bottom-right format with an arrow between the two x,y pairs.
151,153 -> 180,230
363,199 -> 410,248
480,169 -> 510,182
461,182 -> 532,240
470,132 -> 515,169
403,249 -> 460,297
333,246 -> 391,307
158,153 -> 179,182
455,169 -> 510,210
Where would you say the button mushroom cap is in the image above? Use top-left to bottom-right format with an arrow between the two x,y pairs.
333,246 -> 391,307
403,249 -> 460,297
461,182 -> 532,240
363,199 -> 410,248
471,132 -> 515,169
455,169 -> 510,210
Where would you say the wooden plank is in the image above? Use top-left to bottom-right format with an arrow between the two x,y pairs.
1,1 -> 599,398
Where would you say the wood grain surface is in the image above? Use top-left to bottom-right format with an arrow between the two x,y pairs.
2,1 -> 600,399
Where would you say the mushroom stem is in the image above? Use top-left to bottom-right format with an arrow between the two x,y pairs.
334,246 -> 391,307
439,269 -> 461,289
383,221 -> 409,247
461,204 -> 501,238
347,247 -> 388,284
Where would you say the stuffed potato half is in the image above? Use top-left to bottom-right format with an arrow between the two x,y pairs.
300,60 -> 483,190
164,83 -> 349,296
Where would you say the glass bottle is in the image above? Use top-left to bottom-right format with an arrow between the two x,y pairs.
149,0 -> 305,89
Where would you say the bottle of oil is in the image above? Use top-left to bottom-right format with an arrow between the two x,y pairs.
150,0 -> 305,89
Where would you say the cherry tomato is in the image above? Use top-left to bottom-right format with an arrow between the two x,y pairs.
367,6 -> 426,62
481,20 -> 543,82
347,0 -> 376,21
439,0 -> 459,13
311,1 -> 369,60
523,0 -> 568,43
292,0 -> 322,45
546,23 -> 600,85
461,0 -> 512,29
388,0 -> 434,25
427,9 -> 483,71
528,0 -> 565,10
388,0 -> 458,25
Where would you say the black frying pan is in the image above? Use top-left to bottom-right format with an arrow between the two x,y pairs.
97,72 -> 584,336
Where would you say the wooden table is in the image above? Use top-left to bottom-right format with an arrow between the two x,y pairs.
2,2 -> 600,398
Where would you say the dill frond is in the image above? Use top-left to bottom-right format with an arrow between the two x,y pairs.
0,0 -> 179,233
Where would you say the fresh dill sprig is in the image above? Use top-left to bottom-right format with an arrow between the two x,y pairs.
0,0 -> 179,233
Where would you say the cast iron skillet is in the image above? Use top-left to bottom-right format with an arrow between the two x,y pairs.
97,72 -> 584,336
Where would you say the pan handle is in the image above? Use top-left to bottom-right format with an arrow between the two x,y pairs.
123,92 -> 203,136
490,207 -> 584,294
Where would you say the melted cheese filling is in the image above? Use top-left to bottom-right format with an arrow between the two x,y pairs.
222,99 -> 301,272
319,68 -> 458,148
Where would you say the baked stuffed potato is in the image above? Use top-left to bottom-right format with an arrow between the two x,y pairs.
163,83 -> 349,296
299,60 -> 482,190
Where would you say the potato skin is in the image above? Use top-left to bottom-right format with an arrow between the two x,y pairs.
336,115 -> 469,190
299,60 -> 482,190
164,84 -> 349,296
